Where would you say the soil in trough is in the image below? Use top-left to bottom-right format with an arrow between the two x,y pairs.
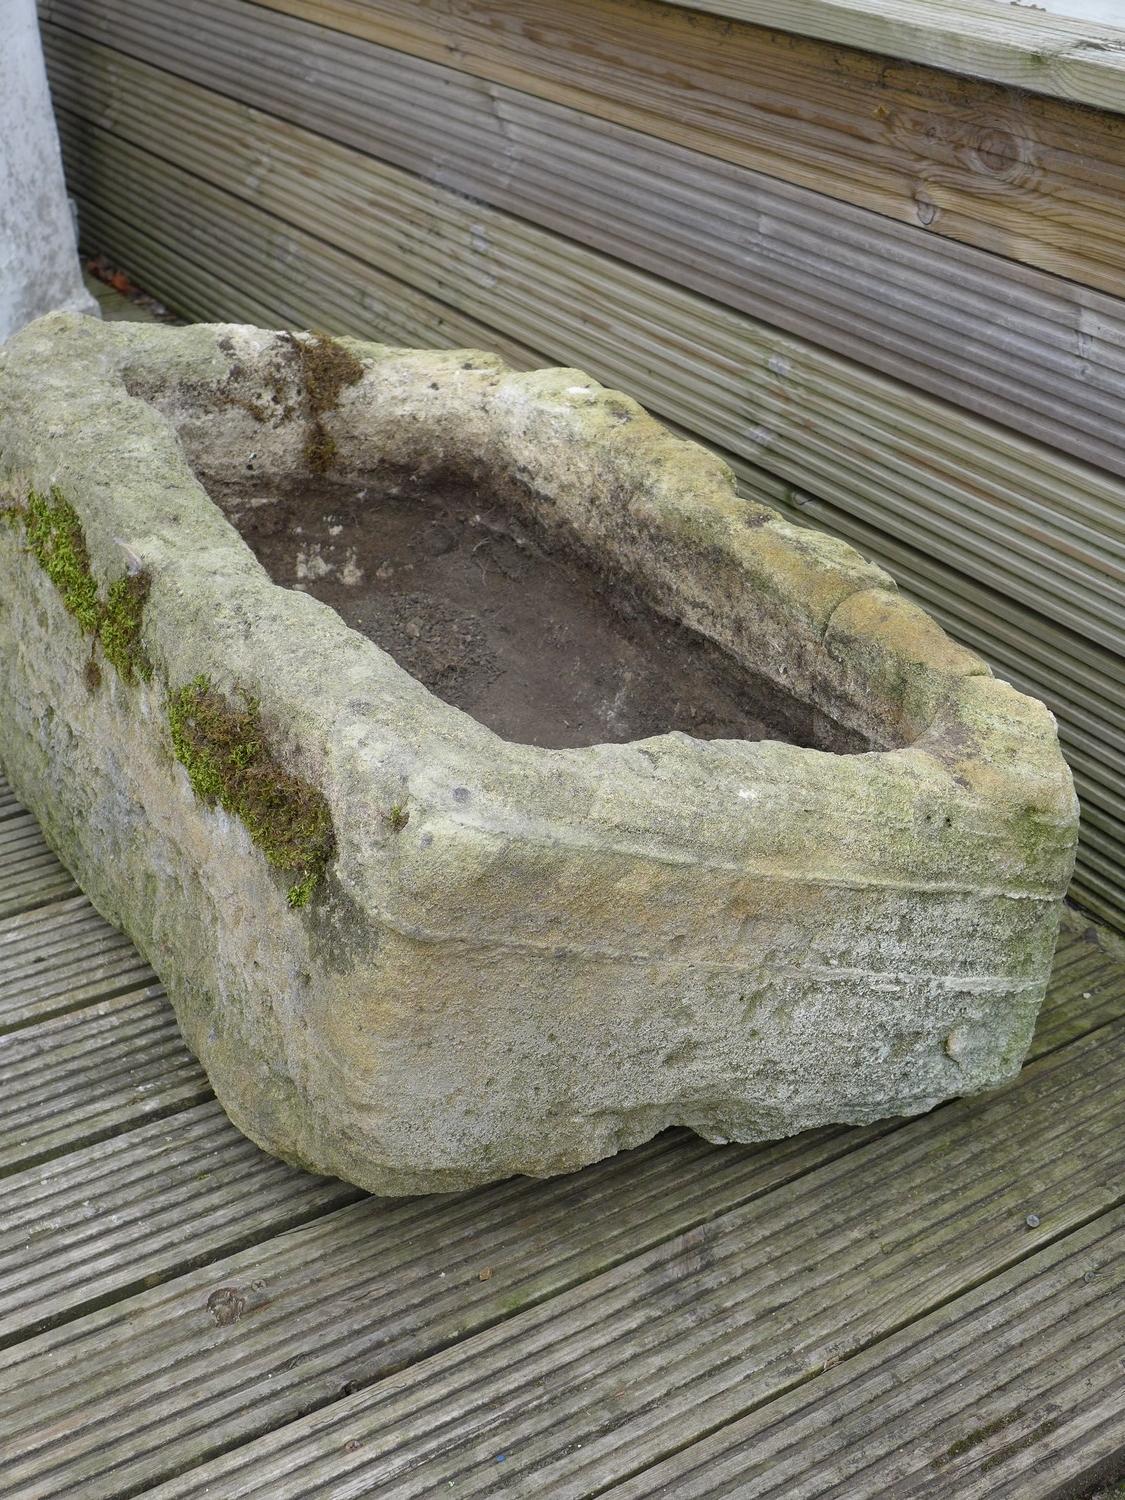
222,476 -> 809,751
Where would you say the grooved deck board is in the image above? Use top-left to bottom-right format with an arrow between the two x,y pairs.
0,987 -> 210,1175
0,778 -> 24,822
0,841 -> 79,920
0,895 -> 158,1030
0,1131 -> 867,1499
665,0 -> 1125,111
0,814 -> 44,853
40,20 -> 1125,478
68,0 -> 1125,295
0,1102 -> 360,1348
0,924 -> 1117,1498
608,1208 -> 1125,1499
131,1021 -> 1125,1498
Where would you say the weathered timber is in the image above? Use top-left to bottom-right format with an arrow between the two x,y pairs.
0,988 -> 210,1174
40,22 -> 1125,477
0,827 -> 79,921
125,1020 -> 1125,1497
666,0 -> 1125,109
608,1207 -> 1125,1499
0,1103 -> 359,1347
151,0 -> 1125,295
0,897 -> 158,1032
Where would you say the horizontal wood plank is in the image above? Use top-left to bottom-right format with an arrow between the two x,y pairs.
0,1130 -> 864,1499
0,778 -> 25,823
0,988 -> 209,1175
134,1020 -> 1125,1497
0,848 -> 79,922
40,21 -> 1125,477
0,1103 -> 359,1348
664,0 -> 1125,110
210,0 -> 1125,295
0,894 -> 158,1032
608,1206 -> 1125,1499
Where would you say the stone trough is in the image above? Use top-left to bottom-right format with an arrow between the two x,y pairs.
0,314 -> 1078,1194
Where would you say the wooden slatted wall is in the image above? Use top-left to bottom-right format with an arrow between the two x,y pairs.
38,0 -> 1125,929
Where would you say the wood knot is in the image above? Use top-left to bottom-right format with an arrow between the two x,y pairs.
206,1286 -> 246,1327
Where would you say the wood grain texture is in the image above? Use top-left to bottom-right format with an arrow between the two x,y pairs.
608,1207 -> 1125,1499
134,1022 -> 1125,1498
665,0 -> 1125,110
0,825 -> 79,921
0,779 -> 22,822
0,895 -> 157,1032
180,0 -> 1125,295
0,1131 -> 868,1498
0,988 -> 209,1174
41,22 -> 1125,478
0,928 -> 1116,1499
0,1102 -> 359,1348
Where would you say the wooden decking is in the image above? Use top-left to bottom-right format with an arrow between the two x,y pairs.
1,770 -> 1123,1498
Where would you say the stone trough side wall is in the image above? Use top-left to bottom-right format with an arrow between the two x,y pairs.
0,314 -> 1079,1194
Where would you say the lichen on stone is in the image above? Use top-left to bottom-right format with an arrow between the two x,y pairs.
166,675 -> 335,907
290,332 -> 364,473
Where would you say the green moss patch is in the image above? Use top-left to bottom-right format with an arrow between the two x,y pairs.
167,676 -> 335,907
292,333 -> 364,473
386,803 -> 410,833
8,485 -> 334,909
7,487 -> 154,684
24,488 -> 101,634
100,573 -> 153,683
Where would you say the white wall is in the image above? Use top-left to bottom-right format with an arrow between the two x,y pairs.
0,0 -> 98,341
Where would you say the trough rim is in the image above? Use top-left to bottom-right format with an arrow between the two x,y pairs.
0,311 -> 1078,901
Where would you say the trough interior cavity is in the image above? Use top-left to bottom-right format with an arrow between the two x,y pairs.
211,474 -> 822,751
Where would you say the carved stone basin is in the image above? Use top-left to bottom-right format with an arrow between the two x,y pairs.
0,314 -> 1078,1193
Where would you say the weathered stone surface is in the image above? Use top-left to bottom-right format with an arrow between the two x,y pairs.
0,314 -> 1078,1194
